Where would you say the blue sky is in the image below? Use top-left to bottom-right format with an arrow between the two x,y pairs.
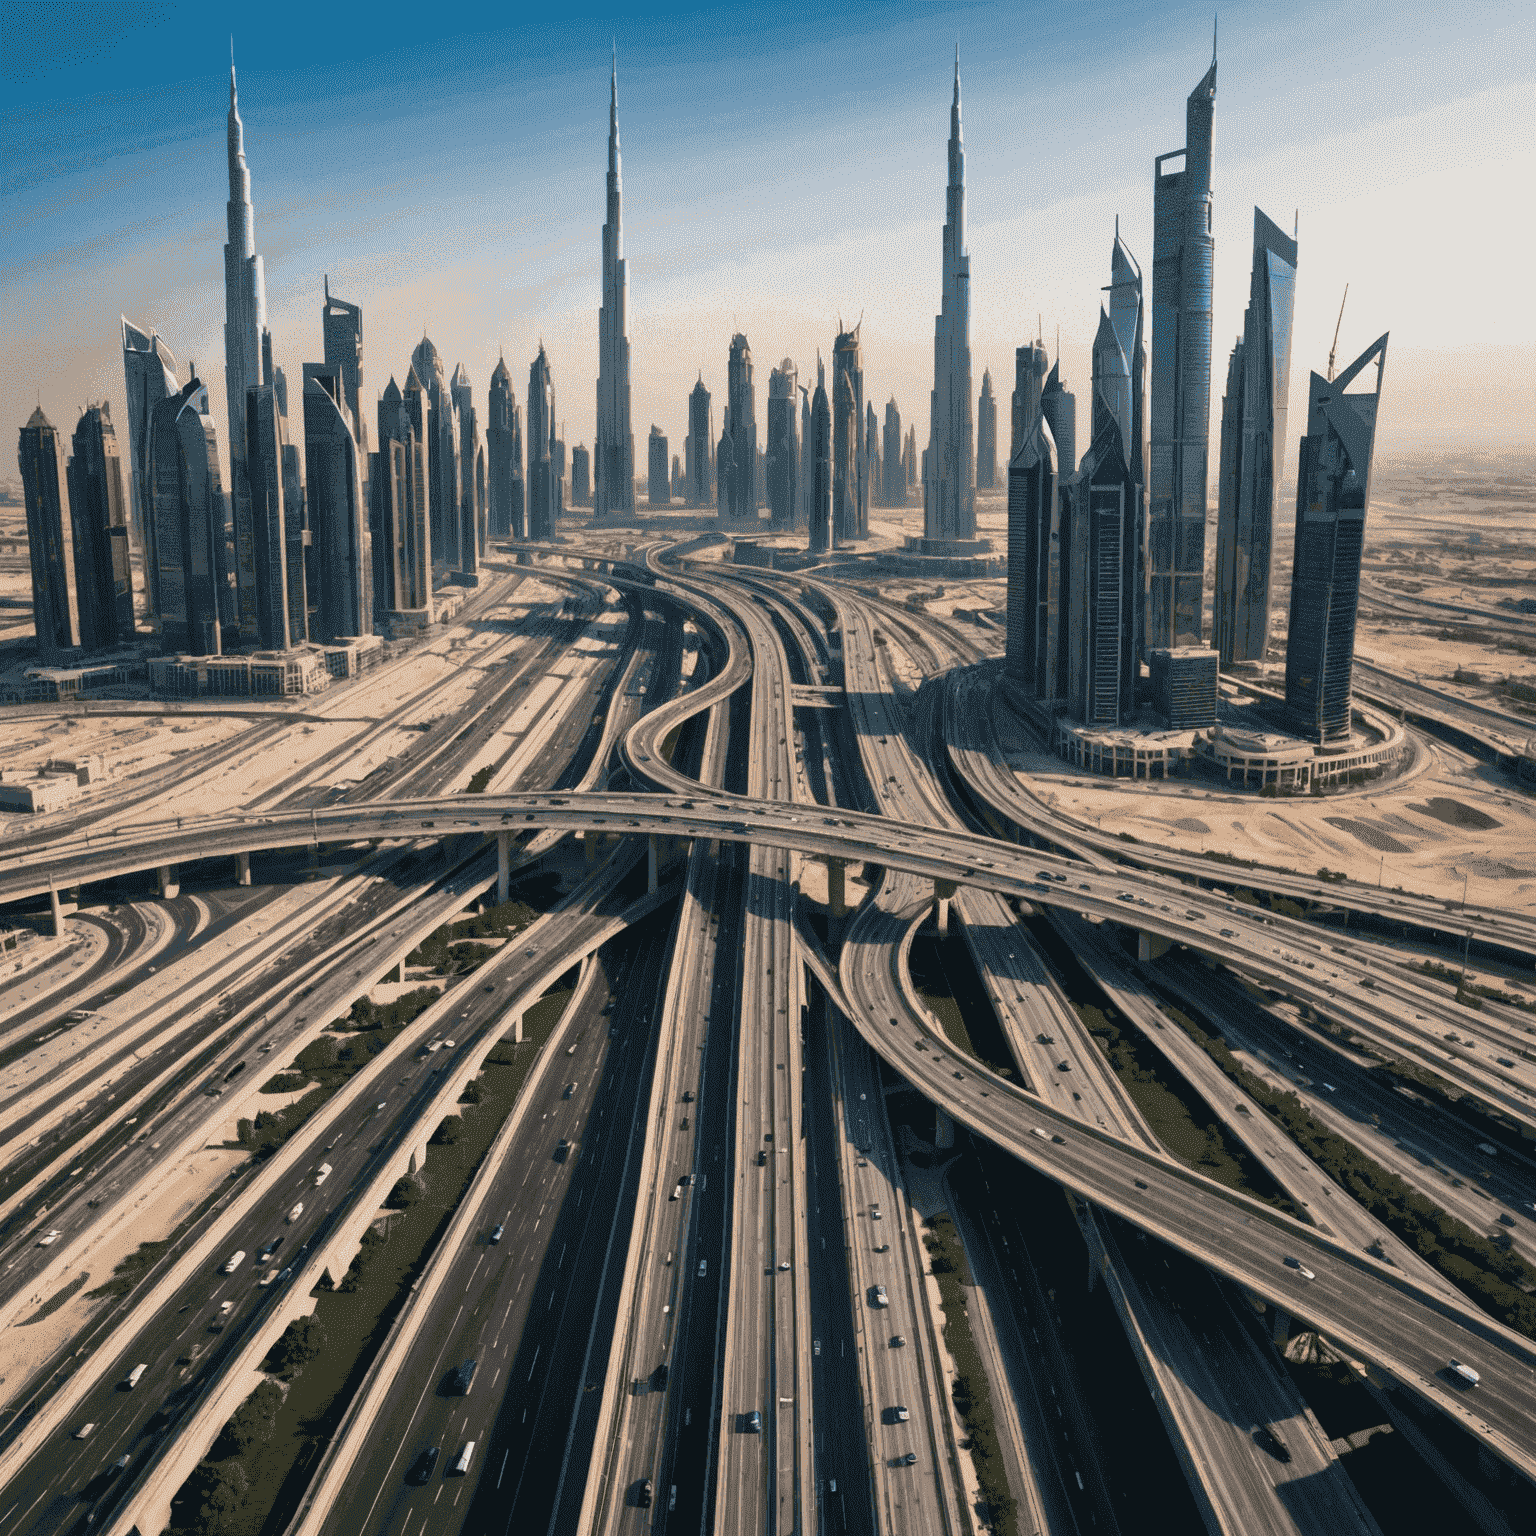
4,0 -> 1533,472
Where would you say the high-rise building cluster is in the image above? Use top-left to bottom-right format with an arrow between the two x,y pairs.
18,43 -> 1385,743
997,41 -> 1387,754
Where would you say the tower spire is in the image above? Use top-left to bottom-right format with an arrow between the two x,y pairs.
595,48 -> 634,516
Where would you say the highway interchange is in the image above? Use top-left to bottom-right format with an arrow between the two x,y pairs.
0,540 -> 1533,1536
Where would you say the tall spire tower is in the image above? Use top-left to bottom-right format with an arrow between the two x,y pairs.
594,50 -> 635,517
223,55 -> 269,641
924,52 -> 975,541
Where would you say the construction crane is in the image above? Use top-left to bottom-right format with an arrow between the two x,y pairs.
1327,286 -> 1349,382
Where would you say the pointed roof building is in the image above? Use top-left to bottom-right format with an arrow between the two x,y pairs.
595,51 -> 635,516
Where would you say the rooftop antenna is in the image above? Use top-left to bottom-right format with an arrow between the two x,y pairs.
1212,14 -> 1218,64
1327,285 -> 1349,382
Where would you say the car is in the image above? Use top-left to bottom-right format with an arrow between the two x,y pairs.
1253,1425 -> 1292,1463
874,1241 -> 890,1252
258,1239 -> 283,1262
1036,1033 -> 1055,1045
408,1446 -> 440,1484
112,1453 -> 132,1474
870,1204 -> 882,1220
871,1285 -> 889,1307
900,1452 -> 918,1465
1134,1179 -> 1149,1190
756,1148 -> 768,1166
1282,1256 -> 1316,1280
563,1082 -> 577,1099
1220,928 -> 1235,937
698,1259 -> 708,1277
223,1250 -> 247,1275
36,1229 -> 61,1247
745,1410 -> 763,1433
1497,1213 -> 1516,1227
682,1090 -> 695,1102
490,1224 -> 505,1244
856,1157 -> 868,1167
287,1203 -> 304,1223
259,1267 -> 280,1287
890,1334 -> 906,1347
1057,1061 -> 1071,1072
778,1260 -> 791,1271
634,1478 -> 654,1507
1117,892 -> 1136,903
813,1339 -> 821,1356
555,1139 -> 571,1161
1448,1359 -> 1481,1387
276,1267 -> 292,1283
893,1405 -> 910,1421
73,1423 -> 96,1440
450,1358 -> 478,1394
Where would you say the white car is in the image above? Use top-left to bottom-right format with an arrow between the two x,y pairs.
36,1229 -> 61,1247
287,1202 -> 304,1223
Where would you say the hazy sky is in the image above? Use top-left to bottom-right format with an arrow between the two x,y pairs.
4,0 -> 1534,484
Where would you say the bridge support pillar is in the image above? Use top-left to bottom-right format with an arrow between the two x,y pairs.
496,832 -> 511,904
511,1012 -> 523,1044
1270,1307 -> 1291,1346
585,830 -> 599,864
933,877 -> 957,939
934,1106 -> 954,1150
648,836 -> 659,894
49,886 -> 70,938
235,851 -> 251,887
1137,929 -> 1171,962
825,857 -> 846,918
157,864 -> 180,900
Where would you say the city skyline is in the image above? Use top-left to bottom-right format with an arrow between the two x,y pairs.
5,0 -> 1530,499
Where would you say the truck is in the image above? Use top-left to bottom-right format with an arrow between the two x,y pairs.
314,1163 -> 332,1187
223,1251 -> 246,1274
1449,1359 -> 1481,1387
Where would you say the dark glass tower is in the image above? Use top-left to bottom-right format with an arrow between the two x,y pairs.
1040,356 -> 1077,484
66,405 -> 136,651
808,367 -> 832,555
1148,45 -> 1217,654
1004,414 -> 1058,698
412,337 -> 460,568
375,378 -> 432,614
648,425 -> 670,505
976,370 -> 996,489
767,361 -> 798,527
685,377 -> 713,508
486,357 -> 521,539
1011,341 -> 1047,460
18,408 -> 83,662
526,346 -> 557,542
1284,335 -> 1388,744
451,363 -> 480,574
322,279 -> 366,470
1214,208 -> 1298,667
882,399 -> 905,508
245,383 -> 300,649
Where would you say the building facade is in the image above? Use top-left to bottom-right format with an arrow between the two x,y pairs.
685,376 -> 713,508
121,319 -> 179,613
809,374 -> 832,555
726,335 -> 756,517
648,425 -> 669,505
1004,414 -> 1058,699
882,399 -> 905,507
1148,49 -> 1218,654
766,360 -> 798,528
375,378 -> 432,617
66,406 -> 136,651
924,58 -> 975,541
832,324 -> 865,541
526,346 -> 557,542
1011,342 -> 1047,461
245,384 -> 301,650
1284,335 -> 1389,744
451,363 -> 481,574
571,445 -> 591,505
303,368 -> 372,641
1040,357 -> 1077,483
976,370 -> 996,489
1214,207 -> 1298,668
411,337 -> 460,568
19,409 -> 82,662
486,357 -> 523,538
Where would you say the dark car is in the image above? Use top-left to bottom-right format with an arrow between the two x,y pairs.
408,1447 -> 440,1484
1253,1425 -> 1291,1463
451,1359 -> 477,1395
634,1478 -> 654,1507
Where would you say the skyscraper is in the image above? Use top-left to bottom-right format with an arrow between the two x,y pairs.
401,367 -> 434,559
832,324 -> 864,542
1148,44 -> 1218,654
526,346 -> 557,542
865,403 -> 880,513
1214,208 -> 1298,668
303,368 -> 372,640
412,337 -> 460,568
903,426 -> 917,493
245,384 -> 300,650
685,376 -> 713,508
809,371 -> 832,555
1011,342 -> 1046,460
717,413 -> 735,519
976,370 -> 996,489
223,64 -> 269,644
375,377 -> 432,616
767,361 -> 798,528
272,365 -> 309,644
1284,335 -> 1388,745
1004,414 -> 1058,700
121,319 -> 179,613
452,363 -> 480,574
648,425 -> 670,505
882,399 -> 905,508
150,377 -> 230,656
726,334 -> 756,517
572,445 -> 591,505
18,409 -> 82,662
595,56 -> 635,518
66,406 -> 136,652
486,357 -> 522,538
1040,356 -> 1077,484
322,279 -> 366,472
924,56 -> 975,542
